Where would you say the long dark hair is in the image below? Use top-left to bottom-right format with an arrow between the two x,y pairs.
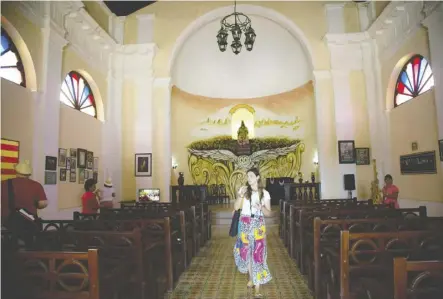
245,167 -> 264,203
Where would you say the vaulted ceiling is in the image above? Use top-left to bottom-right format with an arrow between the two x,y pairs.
104,1 -> 156,16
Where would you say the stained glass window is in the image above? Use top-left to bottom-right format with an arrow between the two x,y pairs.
394,55 -> 434,107
0,28 -> 26,87
60,71 -> 97,118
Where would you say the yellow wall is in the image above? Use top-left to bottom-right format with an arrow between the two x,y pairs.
82,1 -> 110,34
170,83 -> 317,186
382,28 -> 443,203
1,79 -> 36,164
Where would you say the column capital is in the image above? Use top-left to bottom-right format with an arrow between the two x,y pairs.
324,2 -> 346,34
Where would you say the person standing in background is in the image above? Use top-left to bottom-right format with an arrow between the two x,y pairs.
100,177 -> 115,208
81,178 -> 100,214
382,174 -> 400,209
1,160 -> 48,225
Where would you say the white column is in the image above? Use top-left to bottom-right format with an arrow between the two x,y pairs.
153,78 -> 172,202
109,15 -> 125,44
324,3 -> 346,33
134,74 -> 154,193
422,5 -> 443,168
313,70 -> 341,198
136,14 -> 155,43
331,70 -> 358,198
102,52 -> 124,200
357,2 -> 375,31
33,25 -> 67,216
361,40 -> 391,183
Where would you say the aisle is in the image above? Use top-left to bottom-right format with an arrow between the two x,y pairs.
167,225 -> 313,299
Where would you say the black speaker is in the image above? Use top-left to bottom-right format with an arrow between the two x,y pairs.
344,174 -> 356,191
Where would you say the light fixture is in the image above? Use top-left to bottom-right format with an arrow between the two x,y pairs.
216,0 -> 256,55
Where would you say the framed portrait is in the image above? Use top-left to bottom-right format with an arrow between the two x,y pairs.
135,153 -> 152,177
69,169 -> 76,183
45,156 -> 57,171
86,151 -> 94,170
60,168 -> 67,182
70,148 -> 77,158
44,171 -> 57,185
79,168 -> 86,184
93,157 -> 99,172
71,158 -> 77,169
439,139 -> 443,162
66,157 -> 71,169
58,148 -> 67,167
411,142 -> 418,151
355,148 -> 370,165
77,148 -> 87,168
338,140 -> 355,164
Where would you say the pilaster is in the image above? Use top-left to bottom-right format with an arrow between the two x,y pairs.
153,78 -> 172,202
33,26 -> 68,216
109,16 -> 125,44
313,70 -> 341,198
324,3 -> 346,34
422,4 -> 443,167
136,14 -> 155,43
357,2 -> 375,31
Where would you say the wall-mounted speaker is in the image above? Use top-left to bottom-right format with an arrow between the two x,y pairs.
344,174 -> 356,191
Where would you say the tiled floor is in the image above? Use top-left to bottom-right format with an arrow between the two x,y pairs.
167,225 -> 313,299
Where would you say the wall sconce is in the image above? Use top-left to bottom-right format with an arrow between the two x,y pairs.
172,163 -> 178,170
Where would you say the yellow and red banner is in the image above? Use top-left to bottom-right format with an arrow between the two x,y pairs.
1,138 -> 20,181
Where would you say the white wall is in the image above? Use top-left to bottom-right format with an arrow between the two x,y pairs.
172,15 -> 312,99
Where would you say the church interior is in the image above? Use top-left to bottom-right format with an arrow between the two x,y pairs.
1,1 -> 443,298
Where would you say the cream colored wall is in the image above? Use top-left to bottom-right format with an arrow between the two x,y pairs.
375,1 -> 390,19
343,3 -> 360,33
82,1 -> 109,34
1,80 -> 35,163
58,105 -> 103,209
59,47 -> 107,208
349,71 -> 372,199
381,28 -> 443,203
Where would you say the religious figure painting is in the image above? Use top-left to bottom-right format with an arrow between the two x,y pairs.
338,140 -> 355,164
45,156 -> 57,171
77,148 -> 87,168
135,153 -> 152,177
58,148 -> 67,167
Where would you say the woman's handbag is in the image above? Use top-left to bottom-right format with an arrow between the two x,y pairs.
229,197 -> 244,237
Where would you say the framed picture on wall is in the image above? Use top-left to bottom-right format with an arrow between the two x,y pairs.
439,139 -> 443,162
338,140 -> 355,164
45,156 -> 57,171
70,148 -> 77,158
135,153 -> 152,177
93,157 -> 99,172
77,149 -> 86,168
66,157 -> 71,169
86,151 -> 94,170
58,148 -> 67,167
69,169 -> 76,183
44,171 -> 57,185
79,168 -> 85,184
71,158 -> 77,169
355,148 -> 370,165
60,168 -> 67,182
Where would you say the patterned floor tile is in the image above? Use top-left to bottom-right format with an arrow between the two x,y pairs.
166,224 -> 313,299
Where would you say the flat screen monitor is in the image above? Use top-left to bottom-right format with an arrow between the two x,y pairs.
138,188 -> 160,202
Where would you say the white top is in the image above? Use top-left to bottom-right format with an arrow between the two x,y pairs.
241,189 -> 271,216
101,187 -> 115,202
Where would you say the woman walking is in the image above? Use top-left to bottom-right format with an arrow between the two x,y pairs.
233,167 -> 273,298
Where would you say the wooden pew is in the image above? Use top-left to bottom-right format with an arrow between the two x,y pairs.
393,257 -> 443,299
9,249 -> 100,299
312,216 -> 443,299
337,230 -> 443,299
295,206 -> 426,274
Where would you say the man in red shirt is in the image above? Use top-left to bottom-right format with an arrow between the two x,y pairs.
1,160 -> 48,225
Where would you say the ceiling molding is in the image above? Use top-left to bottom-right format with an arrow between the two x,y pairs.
367,1 -> 429,62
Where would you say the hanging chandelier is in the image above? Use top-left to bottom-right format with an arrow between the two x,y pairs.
216,1 -> 256,55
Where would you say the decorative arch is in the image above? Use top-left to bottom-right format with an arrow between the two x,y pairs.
60,70 -> 105,121
1,16 -> 37,91
168,4 -> 315,77
230,104 -> 255,139
387,53 -> 435,110
229,104 -> 256,115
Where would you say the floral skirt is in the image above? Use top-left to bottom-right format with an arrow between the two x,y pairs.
233,215 -> 272,285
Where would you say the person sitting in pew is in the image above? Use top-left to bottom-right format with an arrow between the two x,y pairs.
81,178 -> 100,214
382,174 -> 400,208
1,160 -> 48,225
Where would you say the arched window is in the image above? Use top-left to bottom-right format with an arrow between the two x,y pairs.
0,28 -> 26,87
60,71 -> 97,118
394,55 -> 434,107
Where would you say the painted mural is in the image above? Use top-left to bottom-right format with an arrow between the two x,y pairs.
182,81 -> 314,199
